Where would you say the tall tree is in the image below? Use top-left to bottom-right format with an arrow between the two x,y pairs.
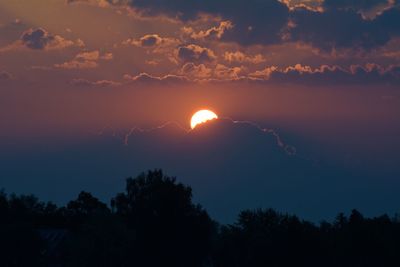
112,169 -> 216,267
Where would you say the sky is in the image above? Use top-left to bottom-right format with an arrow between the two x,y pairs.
1,0 -> 400,222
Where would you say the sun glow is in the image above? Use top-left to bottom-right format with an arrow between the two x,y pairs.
190,110 -> 218,129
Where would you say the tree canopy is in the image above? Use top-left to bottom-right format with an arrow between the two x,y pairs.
1,170 -> 400,267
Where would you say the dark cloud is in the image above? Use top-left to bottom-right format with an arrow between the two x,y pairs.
19,28 -> 78,50
123,34 -> 179,55
386,64 -> 400,76
141,35 -> 162,46
100,63 -> 400,86
108,0 -> 400,50
177,44 -> 216,63
374,6 -> 400,33
118,63 -> 400,86
125,63 -> 400,86
324,0 -> 395,12
289,7 -> 400,51
2,118 -> 400,222
0,118 -> 305,223
248,63 -> 400,85
115,0 -> 288,22
135,34 -> 163,47
21,28 -> 56,49
110,0 -> 290,45
0,71 -> 13,81
270,64 -> 383,84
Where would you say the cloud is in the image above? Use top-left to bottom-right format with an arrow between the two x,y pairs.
177,44 -> 216,63
249,66 -> 279,79
223,51 -> 266,64
0,28 -> 83,52
124,34 -> 166,48
121,118 -> 295,155
0,71 -> 13,81
386,64 -> 400,76
65,0 -> 111,8
123,34 -> 179,54
122,63 -> 400,85
21,28 -> 59,49
77,50 -> 100,61
20,28 -> 81,50
324,0 -> 393,10
55,50 -> 112,69
145,59 -> 161,66
108,0 -> 400,51
248,63 -> 400,85
6,116 -> 399,223
2,117 -> 297,223
101,52 -> 113,60
68,0 -> 399,55
124,73 -> 189,84
280,0 -> 324,12
180,63 -> 213,79
110,0 -> 290,46
5,116 -> 301,223
70,78 -> 121,87
110,62 -> 400,86
214,64 -> 244,79
324,0 -> 397,19
133,34 -> 163,47
289,5 -> 400,51
182,20 -> 233,40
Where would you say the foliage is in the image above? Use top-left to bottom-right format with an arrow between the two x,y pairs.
1,171 -> 400,267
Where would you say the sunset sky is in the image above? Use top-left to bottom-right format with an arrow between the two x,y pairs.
1,0 -> 400,222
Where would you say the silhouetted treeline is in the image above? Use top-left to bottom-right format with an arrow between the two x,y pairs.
1,170 -> 400,267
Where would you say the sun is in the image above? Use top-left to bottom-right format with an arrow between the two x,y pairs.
190,109 -> 218,129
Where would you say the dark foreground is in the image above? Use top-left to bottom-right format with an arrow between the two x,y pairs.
1,170 -> 399,267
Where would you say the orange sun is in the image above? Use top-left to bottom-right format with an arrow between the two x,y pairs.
190,109 -> 218,129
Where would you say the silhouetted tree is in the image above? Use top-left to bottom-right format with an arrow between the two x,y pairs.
67,191 -> 110,216
65,214 -> 131,267
0,192 -> 44,267
213,209 -> 324,267
112,169 -> 216,267
2,172 -> 400,267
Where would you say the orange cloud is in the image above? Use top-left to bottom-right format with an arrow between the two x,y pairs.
123,34 -> 179,53
55,51 -> 112,69
124,73 -> 189,84
214,64 -> 244,79
180,63 -> 213,79
249,66 -> 279,79
279,0 -> 324,12
224,51 -> 266,64
177,44 -> 216,63
101,52 -> 113,60
182,20 -> 233,40
65,0 -> 111,8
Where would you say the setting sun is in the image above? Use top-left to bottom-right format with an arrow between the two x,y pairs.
190,110 -> 218,129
